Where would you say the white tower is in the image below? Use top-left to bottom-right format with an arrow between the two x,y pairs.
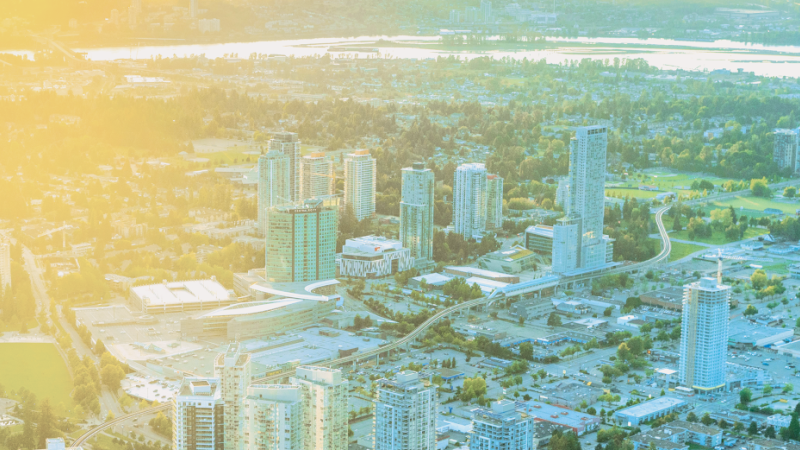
343,150 -> 376,221
679,277 -> 730,392
299,152 -> 334,201
243,385 -> 304,450
214,343 -> 252,450
290,366 -> 349,450
552,125 -> 608,273
453,163 -> 487,239
173,378 -> 224,450
469,400 -> 535,450
374,371 -> 437,450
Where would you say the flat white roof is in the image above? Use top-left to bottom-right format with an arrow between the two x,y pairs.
445,266 -> 512,279
132,279 -> 231,306
199,299 -> 302,318
615,397 -> 686,418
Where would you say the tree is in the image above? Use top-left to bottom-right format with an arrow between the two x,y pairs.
734,422 -> 745,433
765,425 -> 777,439
547,312 -> 562,327
751,270 -> 768,290
788,415 -> 800,441
743,304 -> 759,317
701,413 -> 715,426
37,399 -> 56,448
673,214 -> 682,231
718,419 -> 729,429
549,429 -> 581,450
101,364 -> 126,391
763,384 -> 773,395
748,421 -> 759,436
783,383 -> 794,394
784,186 -> 797,198
519,342 -> 533,360
687,412 -> 698,423
751,178 -> 772,198
740,387 -> 752,404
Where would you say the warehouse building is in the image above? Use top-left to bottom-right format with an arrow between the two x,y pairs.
728,319 -> 794,349
613,397 -> 688,426
525,225 -> 554,256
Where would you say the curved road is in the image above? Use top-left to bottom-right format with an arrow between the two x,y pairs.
72,405 -> 171,447
69,204 -> 675,440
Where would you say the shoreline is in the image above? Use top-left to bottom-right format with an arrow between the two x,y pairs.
3,33 -> 800,57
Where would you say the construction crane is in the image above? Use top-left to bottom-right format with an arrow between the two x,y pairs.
38,223 -> 73,248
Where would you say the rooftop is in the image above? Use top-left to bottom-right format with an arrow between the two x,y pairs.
132,279 -> 232,307
615,397 -> 686,419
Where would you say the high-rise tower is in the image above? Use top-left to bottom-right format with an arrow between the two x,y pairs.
400,163 -> 435,262
773,129 -> 798,172
552,126 -> 609,273
679,277 -> 730,392
264,198 -> 337,282
214,343 -> 251,450
290,366 -> 349,450
453,163 -> 487,239
243,385 -> 304,450
257,151 -> 291,235
269,132 -> 301,202
343,150 -> 376,221
173,378 -> 224,450
299,153 -> 335,200
374,371 -> 437,450
469,400 -> 534,450
485,174 -> 504,231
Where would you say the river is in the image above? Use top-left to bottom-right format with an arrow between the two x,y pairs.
9,35 -> 800,77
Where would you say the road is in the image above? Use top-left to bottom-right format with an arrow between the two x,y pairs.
20,245 -> 122,423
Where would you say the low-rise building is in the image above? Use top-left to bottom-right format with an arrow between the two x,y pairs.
130,278 -> 236,314
525,225 -> 553,256
180,298 -> 337,341
639,286 -> 684,311
613,397 -> 688,427
336,235 -> 413,279
537,380 -> 603,410
516,401 -> 600,436
444,266 -> 520,283
477,246 -> 537,274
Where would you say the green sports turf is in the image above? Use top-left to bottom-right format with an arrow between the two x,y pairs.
0,343 -> 73,407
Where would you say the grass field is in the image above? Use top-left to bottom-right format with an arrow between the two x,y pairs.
0,343 -> 73,407
667,240 -> 707,262
700,195 -> 800,216
669,226 -> 768,245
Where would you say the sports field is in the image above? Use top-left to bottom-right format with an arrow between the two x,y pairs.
0,343 -> 73,407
